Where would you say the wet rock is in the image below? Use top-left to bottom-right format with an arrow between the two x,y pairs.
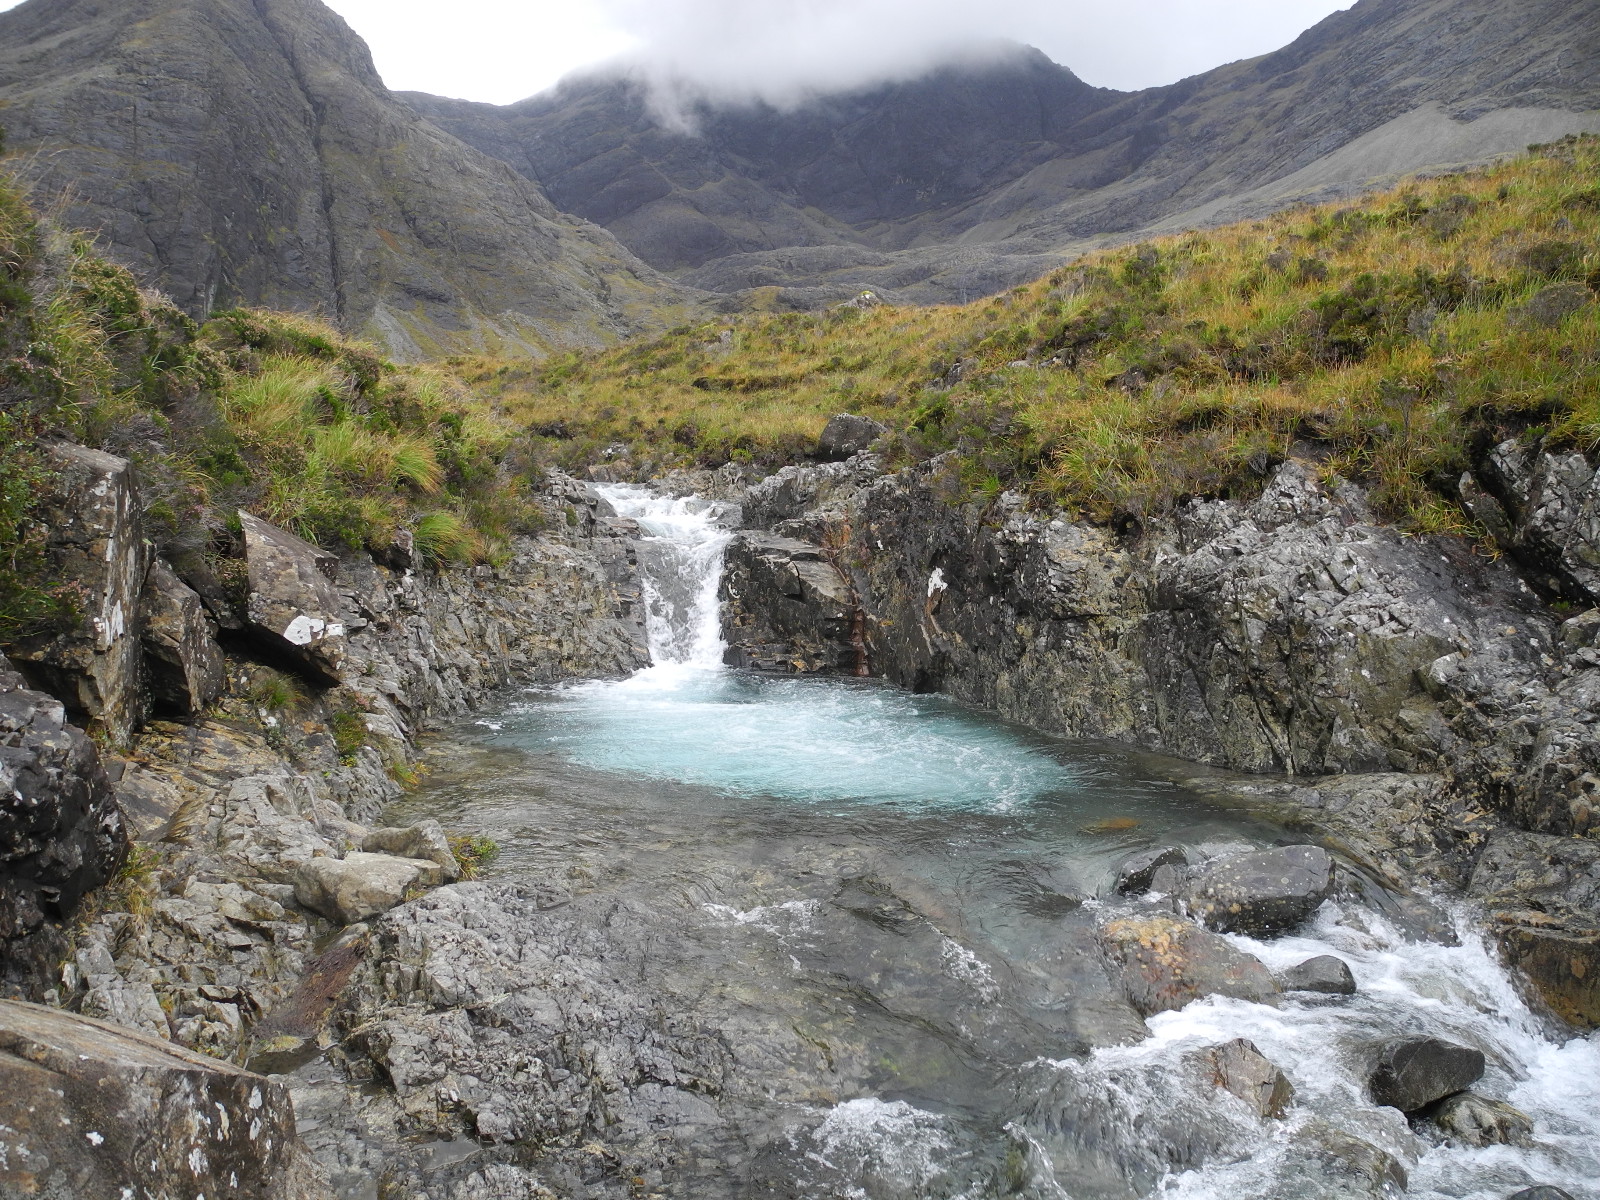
294,852 -> 442,924
364,819 -> 460,881
832,876 -> 921,931
1507,1189 -> 1576,1200
1368,1036 -> 1485,1112
1112,845 -> 1187,895
1494,918 -> 1600,1029
240,510 -> 349,683
5,443 -> 150,745
1198,1037 -> 1295,1119
0,998 -> 328,1198
722,532 -> 860,674
1427,1090 -> 1533,1147
1281,954 -> 1357,995
817,413 -> 887,461
1180,845 -> 1335,936
141,558 -> 226,718
1099,913 -> 1280,1016
1280,1118 -> 1410,1199
0,657 -> 126,1001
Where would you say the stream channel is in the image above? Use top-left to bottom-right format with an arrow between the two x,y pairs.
380,486 -> 1600,1200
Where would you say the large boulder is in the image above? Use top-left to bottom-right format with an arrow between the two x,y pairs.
294,852 -> 443,925
1428,1091 -> 1533,1147
363,820 -> 460,881
1180,845 -> 1335,937
141,558 -> 227,718
1099,913 -> 1280,1016
817,413 -> 887,461
0,999 -> 327,1198
6,443 -> 150,745
1368,1036 -> 1485,1113
0,658 -> 126,1000
1281,955 -> 1357,995
1197,1037 -> 1295,1119
240,511 -> 348,683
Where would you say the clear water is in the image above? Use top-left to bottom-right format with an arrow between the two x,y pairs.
387,486 -> 1600,1200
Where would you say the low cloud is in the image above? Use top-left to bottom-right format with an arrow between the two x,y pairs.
584,0 -> 1353,125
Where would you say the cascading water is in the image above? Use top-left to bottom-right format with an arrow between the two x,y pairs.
392,487 -> 1600,1200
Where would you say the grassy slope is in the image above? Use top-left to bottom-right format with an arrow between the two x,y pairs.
0,176 -> 546,640
485,136 -> 1600,536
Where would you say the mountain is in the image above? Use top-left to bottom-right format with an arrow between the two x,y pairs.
0,0 -> 691,358
410,0 -> 1600,305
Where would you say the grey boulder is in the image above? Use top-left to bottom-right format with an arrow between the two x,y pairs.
294,852 -> 444,925
363,820 -> 460,881
1428,1091 -> 1533,1147
817,413 -> 887,461
0,999 -> 327,1198
1099,913 -> 1280,1016
1198,1037 -> 1295,1119
141,558 -> 226,718
1112,845 -> 1187,895
1368,1036 -> 1485,1113
240,510 -> 348,683
1181,845 -> 1335,936
1507,1189 -> 1576,1200
1281,954 -> 1357,995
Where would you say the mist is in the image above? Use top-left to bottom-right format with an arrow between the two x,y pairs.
589,0 -> 1355,124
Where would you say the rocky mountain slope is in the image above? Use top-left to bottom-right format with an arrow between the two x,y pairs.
411,0 -> 1600,305
0,0 -> 691,358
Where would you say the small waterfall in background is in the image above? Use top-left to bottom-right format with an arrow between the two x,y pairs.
597,484 -> 734,670
426,486 -> 1600,1200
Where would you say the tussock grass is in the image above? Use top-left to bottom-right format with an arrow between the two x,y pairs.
481,136 -> 1600,531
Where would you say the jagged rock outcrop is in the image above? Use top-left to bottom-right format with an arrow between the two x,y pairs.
5,443 -> 151,746
411,0 -> 1600,303
0,657 -> 126,1002
240,511 -> 349,684
0,999 -> 329,1198
141,559 -> 227,719
0,0 -> 689,358
721,452 -> 1600,1024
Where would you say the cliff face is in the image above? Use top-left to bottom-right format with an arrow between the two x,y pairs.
412,0 -> 1600,303
0,0 -> 690,358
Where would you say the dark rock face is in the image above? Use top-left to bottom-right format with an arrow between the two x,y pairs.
721,532 -> 861,673
1368,1037 -> 1486,1113
0,0 -> 683,358
1180,846 -> 1336,937
817,413 -> 888,461
1099,913 -> 1280,1016
141,559 -> 226,718
5,444 -> 150,746
1281,955 -> 1358,995
0,657 -> 126,1001
0,999 -> 327,1198
1198,1037 -> 1295,1120
411,0 -> 1600,303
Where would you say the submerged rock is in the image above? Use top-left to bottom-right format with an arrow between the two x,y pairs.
1099,913 -> 1280,1016
1507,1188 -> 1576,1200
1428,1091 -> 1533,1147
294,852 -> 442,924
1198,1037 -> 1295,1119
1368,1036 -> 1485,1113
1281,954 -> 1358,995
1180,845 -> 1335,936
0,998 -> 327,1198
1112,845 -> 1187,895
1279,1118 -> 1410,1199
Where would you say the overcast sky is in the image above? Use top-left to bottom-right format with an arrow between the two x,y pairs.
0,0 -> 1355,108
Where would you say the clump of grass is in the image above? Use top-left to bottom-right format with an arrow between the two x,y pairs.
247,671 -> 308,714
329,708 -> 369,766
449,834 -> 500,881
413,511 -> 477,564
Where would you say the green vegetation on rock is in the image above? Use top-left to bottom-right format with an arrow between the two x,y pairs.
496,137 -> 1600,534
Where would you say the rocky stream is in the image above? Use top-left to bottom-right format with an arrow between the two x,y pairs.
3,437 -> 1600,1200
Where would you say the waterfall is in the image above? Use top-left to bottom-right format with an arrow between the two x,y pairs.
596,485 -> 735,670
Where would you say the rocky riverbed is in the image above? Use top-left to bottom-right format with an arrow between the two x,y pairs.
1,438 -> 1596,1200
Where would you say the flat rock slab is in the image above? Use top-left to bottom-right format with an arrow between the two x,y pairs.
1368,1036 -> 1485,1113
1100,913 -> 1280,1016
0,998 -> 326,1198
1181,845 -> 1335,936
295,852 -> 442,925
